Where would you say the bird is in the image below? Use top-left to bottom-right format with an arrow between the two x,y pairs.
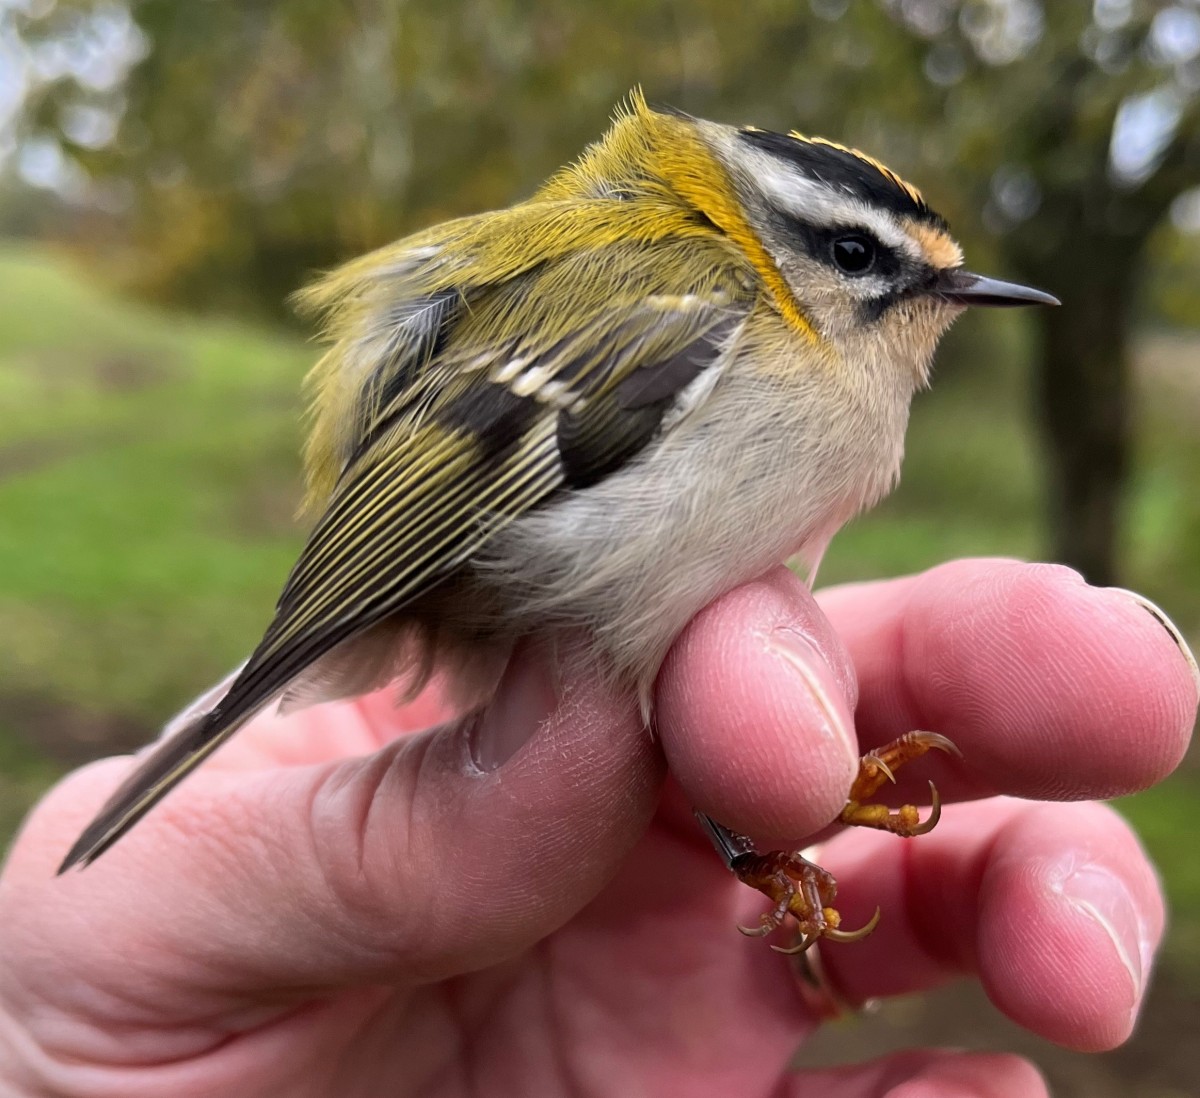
59,91 -> 1057,949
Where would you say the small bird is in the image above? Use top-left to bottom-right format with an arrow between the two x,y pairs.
60,92 -> 1057,949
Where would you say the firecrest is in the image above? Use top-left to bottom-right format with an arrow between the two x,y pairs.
61,91 -> 1057,950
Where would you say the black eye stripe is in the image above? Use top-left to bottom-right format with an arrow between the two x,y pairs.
859,269 -> 945,320
765,209 -> 946,324
770,211 -> 901,280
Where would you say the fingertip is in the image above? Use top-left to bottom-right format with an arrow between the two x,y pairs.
979,802 -> 1163,1052
657,568 -> 859,842
905,560 -> 1194,799
1090,585 -> 1198,777
883,1051 -> 1048,1098
808,796 -> 1166,1052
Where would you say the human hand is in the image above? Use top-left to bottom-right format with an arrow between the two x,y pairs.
0,560 -> 1195,1097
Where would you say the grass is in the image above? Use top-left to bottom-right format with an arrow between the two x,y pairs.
0,245 -> 309,724
1,242 -> 1197,973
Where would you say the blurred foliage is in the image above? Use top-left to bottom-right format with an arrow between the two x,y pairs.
1147,215 -> 1200,326
6,0 -> 1199,582
4,0 -> 1196,315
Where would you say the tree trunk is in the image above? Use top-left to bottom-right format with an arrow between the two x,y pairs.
1022,256 -> 1135,586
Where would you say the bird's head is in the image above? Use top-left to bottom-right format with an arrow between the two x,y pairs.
702,119 -> 1056,383
564,94 -> 1057,387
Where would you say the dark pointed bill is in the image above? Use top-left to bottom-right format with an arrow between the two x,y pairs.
933,269 -> 1060,308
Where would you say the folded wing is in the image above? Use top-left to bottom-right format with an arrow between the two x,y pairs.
60,229 -> 754,871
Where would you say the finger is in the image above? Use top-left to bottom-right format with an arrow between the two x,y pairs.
4,637 -> 664,1027
813,799 -> 1164,1052
655,566 -> 860,842
817,559 -> 1197,802
791,1048 -> 1048,1098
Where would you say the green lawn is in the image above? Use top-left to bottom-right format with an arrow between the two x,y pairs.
0,245 -> 309,833
0,246 -> 309,720
1,243 -> 1197,970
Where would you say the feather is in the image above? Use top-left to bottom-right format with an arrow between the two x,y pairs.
62,105 -> 764,870
57,675 -> 258,871
276,618 -> 426,715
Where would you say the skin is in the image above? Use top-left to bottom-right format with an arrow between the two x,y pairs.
0,558 -> 1196,1097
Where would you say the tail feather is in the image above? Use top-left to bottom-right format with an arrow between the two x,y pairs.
57,664 -> 259,873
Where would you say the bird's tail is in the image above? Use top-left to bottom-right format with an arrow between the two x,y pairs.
57,663 -> 261,873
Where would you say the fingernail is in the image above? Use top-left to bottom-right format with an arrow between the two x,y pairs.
468,654 -> 558,772
1060,862 -> 1148,1011
767,629 -> 857,761
1107,587 -> 1200,692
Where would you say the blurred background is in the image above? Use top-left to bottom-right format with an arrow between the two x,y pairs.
1,0 -> 1197,1092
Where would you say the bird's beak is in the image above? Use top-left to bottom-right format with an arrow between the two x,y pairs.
932,269 -> 1060,308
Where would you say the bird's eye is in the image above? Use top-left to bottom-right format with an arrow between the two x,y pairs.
831,234 -> 876,275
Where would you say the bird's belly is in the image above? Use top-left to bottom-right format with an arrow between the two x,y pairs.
479,372 -> 905,687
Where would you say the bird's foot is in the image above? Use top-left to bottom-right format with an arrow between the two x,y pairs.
839,730 -> 960,835
733,849 -> 880,954
725,731 -> 959,950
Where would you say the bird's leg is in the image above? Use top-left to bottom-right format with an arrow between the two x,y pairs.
697,815 -> 880,955
839,730 -> 960,835
699,730 -> 958,950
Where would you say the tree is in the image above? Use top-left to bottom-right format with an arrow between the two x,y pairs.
866,2 -> 1200,584
6,0 -> 1199,580
743,1 -> 1200,582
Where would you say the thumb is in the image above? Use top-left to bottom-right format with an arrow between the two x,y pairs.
1,638 -> 663,1023
656,565 -> 861,847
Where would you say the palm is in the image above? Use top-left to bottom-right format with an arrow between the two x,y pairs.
1,562 -> 1194,1098
314,814 -> 801,1096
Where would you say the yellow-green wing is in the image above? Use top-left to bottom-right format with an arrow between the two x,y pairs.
59,234 -> 754,872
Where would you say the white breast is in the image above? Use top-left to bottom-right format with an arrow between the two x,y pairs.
478,336 -> 914,694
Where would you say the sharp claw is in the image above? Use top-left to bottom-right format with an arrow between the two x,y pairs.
911,779 -> 942,836
919,732 -> 962,758
771,933 -> 819,956
822,906 -> 882,943
726,727 -> 959,953
737,922 -> 773,938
